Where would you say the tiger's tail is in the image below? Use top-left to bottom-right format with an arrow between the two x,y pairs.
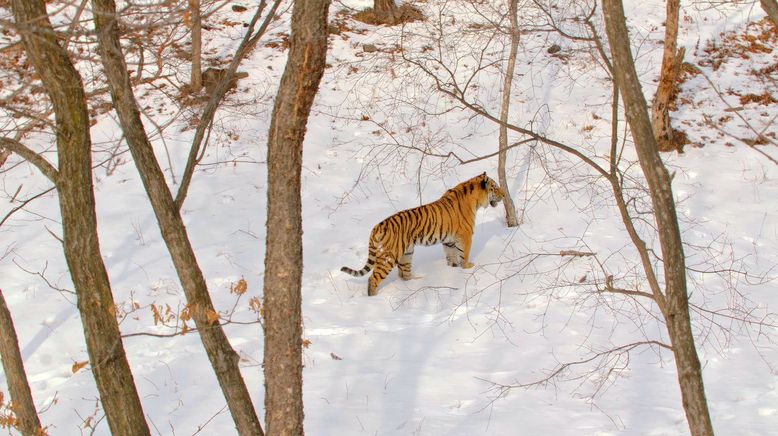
341,234 -> 379,277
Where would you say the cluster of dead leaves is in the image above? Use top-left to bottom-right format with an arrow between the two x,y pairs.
0,392 -> 48,435
231,278 -> 248,295
0,392 -> 16,431
698,17 -> 777,71
146,278 -> 253,334
738,91 -> 778,106
674,18 -> 778,148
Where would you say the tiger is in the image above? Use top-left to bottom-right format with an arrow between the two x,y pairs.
341,172 -> 505,296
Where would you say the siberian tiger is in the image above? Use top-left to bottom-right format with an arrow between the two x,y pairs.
341,173 -> 505,296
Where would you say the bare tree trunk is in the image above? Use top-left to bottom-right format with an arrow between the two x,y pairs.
0,290 -> 43,435
651,0 -> 685,152
374,0 -> 398,24
761,0 -> 778,29
601,2 -> 714,435
175,0 -> 284,209
10,1 -> 150,434
263,0 -> 330,434
190,0 -> 202,92
498,0 -> 520,227
89,0 -> 263,433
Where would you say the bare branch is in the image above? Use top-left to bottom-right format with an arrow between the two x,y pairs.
479,340 -> 673,400
174,0 -> 283,209
0,187 -> 56,228
0,137 -> 59,183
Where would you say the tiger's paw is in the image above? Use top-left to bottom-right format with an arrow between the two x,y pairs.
462,262 -> 474,269
401,274 -> 424,280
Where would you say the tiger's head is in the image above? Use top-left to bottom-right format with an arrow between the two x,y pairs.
478,173 -> 504,208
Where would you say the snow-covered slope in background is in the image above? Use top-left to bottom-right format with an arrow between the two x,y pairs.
1,1 -> 777,434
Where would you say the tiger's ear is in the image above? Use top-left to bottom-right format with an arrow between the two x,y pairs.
480,174 -> 488,190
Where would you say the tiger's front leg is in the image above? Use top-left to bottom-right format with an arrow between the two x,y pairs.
443,240 -> 462,267
458,231 -> 474,269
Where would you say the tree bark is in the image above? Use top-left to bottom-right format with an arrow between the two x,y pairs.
89,1 -> 263,434
761,0 -> 778,30
651,0 -> 685,152
189,0 -> 202,93
498,0 -> 520,227
0,290 -> 43,435
601,2 -> 714,435
10,1 -> 150,434
374,0 -> 398,24
263,1 -> 330,434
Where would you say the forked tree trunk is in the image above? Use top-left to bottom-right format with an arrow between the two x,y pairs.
10,1 -> 150,434
189,0 -> 202,92
0,290 -> 43,435
263,0 -> 330,434
601,2 -> 714,435
498,0 -> 520,227
651,0 -> 685,152
89,0 -> 263,433
374,0 -> 398,24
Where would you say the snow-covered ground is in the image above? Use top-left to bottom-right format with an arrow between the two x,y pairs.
1,0 -> 777,434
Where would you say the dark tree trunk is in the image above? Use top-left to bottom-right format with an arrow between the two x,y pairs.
10,1 -> 150,434
651,0 -> 685,152
761,0 -> 778,30
374,0 -> 398,24
0,290 -> 43,435
89,0 -> 263,434
263,0 -> 330,434
601,2 -> 714,435
189,0 -> 202,92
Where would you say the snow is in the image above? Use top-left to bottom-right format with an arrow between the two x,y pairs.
1,0 -> 777,435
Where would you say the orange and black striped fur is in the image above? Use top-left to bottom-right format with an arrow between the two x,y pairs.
341,173 -> 505,296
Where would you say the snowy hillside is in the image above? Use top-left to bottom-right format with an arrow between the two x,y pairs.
1,0 -> 777,435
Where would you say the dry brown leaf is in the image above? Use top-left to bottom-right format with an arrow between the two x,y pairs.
248,297 -> 263,316
206,309 -> 219,325
71,360 -> 89,374
180,304 -> 191,321
232,278 -> 248,295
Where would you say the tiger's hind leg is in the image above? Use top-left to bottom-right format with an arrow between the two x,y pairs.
397,246 -> 415,280
367,253 -> 396,296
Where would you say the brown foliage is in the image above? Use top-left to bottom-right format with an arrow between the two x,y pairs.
698,18 -> 777,71
353,4 -> 424,26
739,92 -> 778,106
